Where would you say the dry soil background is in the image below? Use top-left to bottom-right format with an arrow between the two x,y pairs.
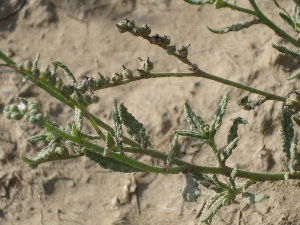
1,0 -> 300,224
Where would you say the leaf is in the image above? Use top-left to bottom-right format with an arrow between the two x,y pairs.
27,134 -> 48,143
272,44 -> 300,60
237,96 -> 267,110
294,0 -> 300,7
174,130 -> 206,139
113,101 -> 124,154
166,134 -> 179,167
227,117 -> 247,145
183,0 -> 215,5
210,93 -> 228,136
181,173 -> 201,202
83,148 -> 142,173
289,132 -> 299,170
229,167 -> 238,189
33,53 -> 40,70
184,101 -> 204,132
199,192 -> 232,224
287,70 -> 300,80
242,192 -> 265,204
51,61 -> 77,84
279,12 -> 295,29
221,137 -> 239,161
119,103 -> 151,148
281,107 -> 294,159
292,115 -> 300,126
207,19 -> 260,34
74,107 -> 83,131
103,132 -> 114,156
192,173 -> 223,193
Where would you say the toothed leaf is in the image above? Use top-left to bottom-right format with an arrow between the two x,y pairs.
210,93 -> 228,136
51,61 -> 77,84
207,19 -> 260,34
184,101 -> 204,132
272,44 -> 300,60
281,107 -> 294,159
166,134 -> 179,167
181,173 -> 201,202
83,148 -> 142,173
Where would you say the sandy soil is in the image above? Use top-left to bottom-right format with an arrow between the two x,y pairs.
1,0 -> 300,224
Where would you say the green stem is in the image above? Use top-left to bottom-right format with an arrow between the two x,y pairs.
44,122 -> 300,181
104,72 -> 286,102
248,0 -> 300,48
209,139 -> 224,167
221,1 -> 256,16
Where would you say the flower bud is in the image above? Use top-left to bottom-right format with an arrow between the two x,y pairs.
23,60 -> 33,72
138,57 -> 153,72
48,74 -> 57,87
11,112 -> 23,120
55,78 -> 63,89
31,68 -> 40,79
97,73 -> 110,87
178,44 -> 190,58
40,66 -> 51,80
91,95 -> 100,104
61,85 -> 75,96
122,65 -> 133,79
166,45 -> 176,55
116,18 -> 135,33
111,72 -> 123,83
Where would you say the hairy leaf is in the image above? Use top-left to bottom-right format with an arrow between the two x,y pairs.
279,12 -> 295,29
200,192 -> 232,224
192,173 -> 223,193
27,134 -> 48,143
229,167 -> 238,189
166,134 -> 179,167
290,132 -> 299,170
272,44 -> 300,60
207,19 -> 260,34
113,101 -> 124,154
210,93 -> 228,136
281,107 -> 294,159
183,0 -> 215,5
74,107 -> 83,131
51,61 -> 77,84
287,70 -> 300,80
227,117 -> 247,145
221,137 -> 239,161
83,148 -> 142,172
237,96 -> 267,110
184,101 -> 204,132
181,173 -> 201,202
242,192 -> 265,204
119,103 -> 150,148
174,130 -> 206,139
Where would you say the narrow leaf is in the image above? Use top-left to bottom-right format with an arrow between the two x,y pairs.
287,70 -> 300,80
227,117 -> 247,145
290,132 -> 299,169
51,61 -> 77,84
27,134 -> 48,143
174,130 -> 206,139
74,107 -> 83,131
242,192 -> 265,204
33,53 -> 40,70
281,107 -> 294,159
183,0 -> 215,5
192,173 -> 223,193
279,12 -> 295,29
221,137 -> 239,161
113,101 -> 123,154
210,93 -> 229,136
83,148 -> 142,173
184,101 -> 204,132
200,192 -> 232,224
207,19 -> 260,34
272,44 -> 300,60
237,96 -> 267,110
166,134 -> 179,167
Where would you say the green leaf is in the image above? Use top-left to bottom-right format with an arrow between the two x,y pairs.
279,12 -> 295,29
103,132 -> 114,156
220,137 -> 239,161
181,173 -> 201,202
272,44 -> 300,60
210,93 -> 228,136
174,130 -> 206,139
33,53 -> 40,70
183,0 -> 215,5
289,132 -> 299,170
237,96 -> 266,110
287,70 -> 300,80
200,192 -> 232,224
184,101 -> 204,132
83,148 -> 142,173
294,0 -> 300,7
119,103 -> 151,148
113,101 -> 123,154
242,192 -> 265,204
281,107 -> 294,160
166,134 -> 179,167
74,107 -> 83,131
292,116 -> 300,126
227,117 -> 247,145
207,19 -> 260,34
51,61 -> 77,84
192,173 -> 223,193
27,134 -> 48,143
229,167 -> 238,189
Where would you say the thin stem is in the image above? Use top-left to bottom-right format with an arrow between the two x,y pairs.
103,72 -> 286,102
209,139 -> 224,167
220,1 -> 256,16
44,122 -> 300,180
248,0 -> 300,48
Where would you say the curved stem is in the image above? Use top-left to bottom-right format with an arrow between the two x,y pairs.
248,0 -> 300,48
